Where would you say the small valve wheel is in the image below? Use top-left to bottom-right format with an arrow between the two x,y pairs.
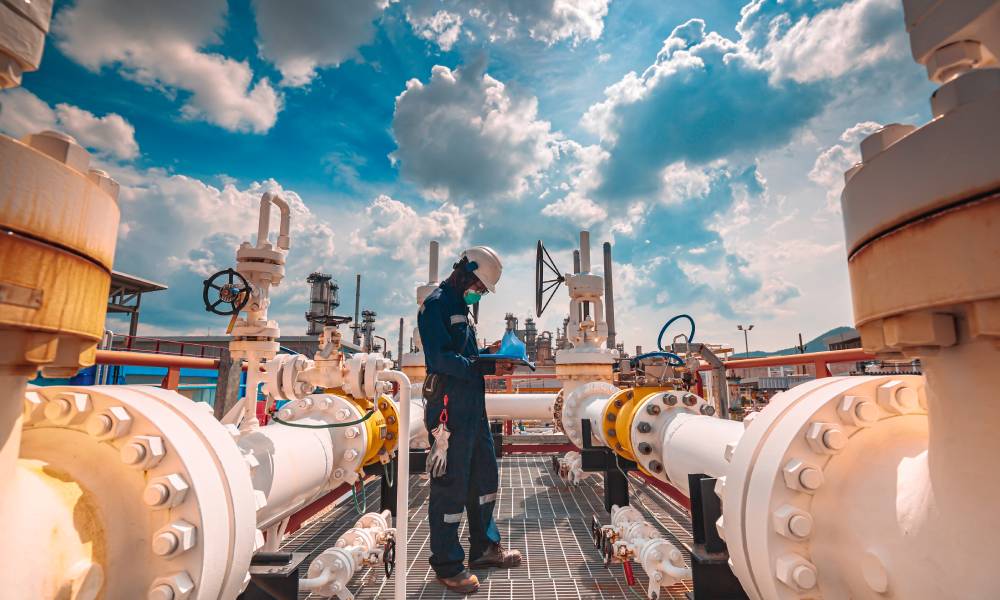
202,268 -> 251,315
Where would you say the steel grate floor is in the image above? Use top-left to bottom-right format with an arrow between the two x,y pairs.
281,455 -> 694,599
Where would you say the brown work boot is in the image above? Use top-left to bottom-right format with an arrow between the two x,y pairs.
469,543 -> 522,569
436,569 -> 480,594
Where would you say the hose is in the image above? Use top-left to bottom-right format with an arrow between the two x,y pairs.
270,408 -> 376,428
656,314 -> 696,352
633,351 -> 685,367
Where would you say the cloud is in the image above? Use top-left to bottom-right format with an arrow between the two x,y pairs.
809,120 -> 881,207
582,18 -> 827,200
390,56 -> 558,201
54,0 -> 281,133
0,89 -> 139,159
251,0 -> 394,87
405,0 -> 610,49
351,194 -> 467,267
740,0 -> 905,83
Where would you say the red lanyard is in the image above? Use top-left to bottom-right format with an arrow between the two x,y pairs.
439,394 -> 449,424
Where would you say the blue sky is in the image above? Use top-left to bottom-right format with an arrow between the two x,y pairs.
1,0 -> 936,354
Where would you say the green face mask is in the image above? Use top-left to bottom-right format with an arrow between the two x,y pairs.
463,290 -> 482,305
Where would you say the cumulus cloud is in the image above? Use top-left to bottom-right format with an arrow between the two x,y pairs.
582,18 -> 826,200
405,0 -> 610,49
251,0 -> 394,87
54,0 -> 281,133
391,56 -> 558,201
740,0 -> 905,83
351,194 -> 467,266
0,89 -> 139,159
809,120 -> 881,207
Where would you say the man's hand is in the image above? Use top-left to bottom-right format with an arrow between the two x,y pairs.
494,360 -> 516,376
486,339 -> 502,354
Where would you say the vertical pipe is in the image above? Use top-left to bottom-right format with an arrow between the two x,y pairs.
579,231 -> 591,273
603,242 -> 617,350
573,250 -> 581,274
377,371 -> 411,600
428,241 -> 439,284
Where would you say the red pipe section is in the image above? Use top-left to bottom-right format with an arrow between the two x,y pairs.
96,349 -> 219,369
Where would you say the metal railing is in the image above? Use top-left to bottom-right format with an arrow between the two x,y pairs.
110,334 -> 226,358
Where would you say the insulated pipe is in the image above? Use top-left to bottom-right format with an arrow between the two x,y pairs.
579,231 -> 591,273
485,393 -> 557,420
257,192 -> 290,250
376,370 -> 411,600
659,412 -> 744,495
428,240 -> 440,283
603,242 -> 616,350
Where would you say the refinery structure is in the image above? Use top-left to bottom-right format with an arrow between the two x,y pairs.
2,1 -> 1000,600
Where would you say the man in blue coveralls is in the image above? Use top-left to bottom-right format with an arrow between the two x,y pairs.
418,246 -> 523,594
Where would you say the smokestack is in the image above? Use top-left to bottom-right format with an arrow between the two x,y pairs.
603,242 -> 617,350
353,274 -> 361,345
429,240 -> 439,283
579,231 -> 591,273
398,317 -> 405,361
573,250 -> 581,274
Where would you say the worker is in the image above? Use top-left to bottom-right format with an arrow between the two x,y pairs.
418,246 -> 522,594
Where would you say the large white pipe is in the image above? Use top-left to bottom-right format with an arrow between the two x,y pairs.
377,370 -> 411,600
238,417 -> 347,527
660,412 -> 744,495
485,393 -> 557,420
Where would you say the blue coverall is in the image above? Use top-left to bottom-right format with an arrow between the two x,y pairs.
418,281 -> 502,578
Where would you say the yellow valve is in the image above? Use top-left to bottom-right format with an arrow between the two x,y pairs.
602,386 -> 675,464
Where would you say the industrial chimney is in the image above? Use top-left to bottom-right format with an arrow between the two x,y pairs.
603,242 -> 616,350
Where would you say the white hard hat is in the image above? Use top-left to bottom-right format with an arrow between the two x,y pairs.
461,246 -> 502,293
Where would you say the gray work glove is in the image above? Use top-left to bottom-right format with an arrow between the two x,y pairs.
428,423 -> 450,479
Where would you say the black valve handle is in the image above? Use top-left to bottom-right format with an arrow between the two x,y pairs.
383,537 -> 396,578
202,268 -> 251,316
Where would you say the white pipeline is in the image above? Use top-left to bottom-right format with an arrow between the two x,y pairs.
377,370 -> 411,600
660,412 -> 744,495
485,393 -> 557,420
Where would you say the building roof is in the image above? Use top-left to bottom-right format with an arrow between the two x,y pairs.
110,270 -> 168,293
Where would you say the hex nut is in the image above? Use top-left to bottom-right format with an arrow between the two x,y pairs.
637,442 -> 653,455
877,381 -> 920,414
773,504 -> 814,539
149,572 -> 195,600
44,392 -> 92,425
23,130 -> 91,174
23,391 -> 45,424
646,403 -> 661,415
806,422 -> 847,454
776,554 -> 818,591
682,393 -> 697,406
648,460 -> 663,473
838,395 -> 878,427
743,412 -> 758,428
85,406 -> 132,440
87,169 -> 121,202
700,404 -> 716,416
860,124 -> 916,163
782,459 -> 824,493
120,435 -> 166,469
637,421 -> 652,433
152,521 -> 196,557
724,442 -> 737,463
926,40 -> 984,83
144,474 -> 190,509
664,394 -> 678,406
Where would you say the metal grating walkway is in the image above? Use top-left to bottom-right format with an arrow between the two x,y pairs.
281,455 -> 694,599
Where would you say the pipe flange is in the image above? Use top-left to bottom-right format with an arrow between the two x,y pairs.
561,381 -> 619,448
20,385 -> 258,599
628,389 -> 710,481
722,375 -> 926,600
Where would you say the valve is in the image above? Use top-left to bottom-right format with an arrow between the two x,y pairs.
202,268 -> 251,315
382,536 -> 396,577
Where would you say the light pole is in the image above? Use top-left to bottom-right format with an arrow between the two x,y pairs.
737,324 -> 754,355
